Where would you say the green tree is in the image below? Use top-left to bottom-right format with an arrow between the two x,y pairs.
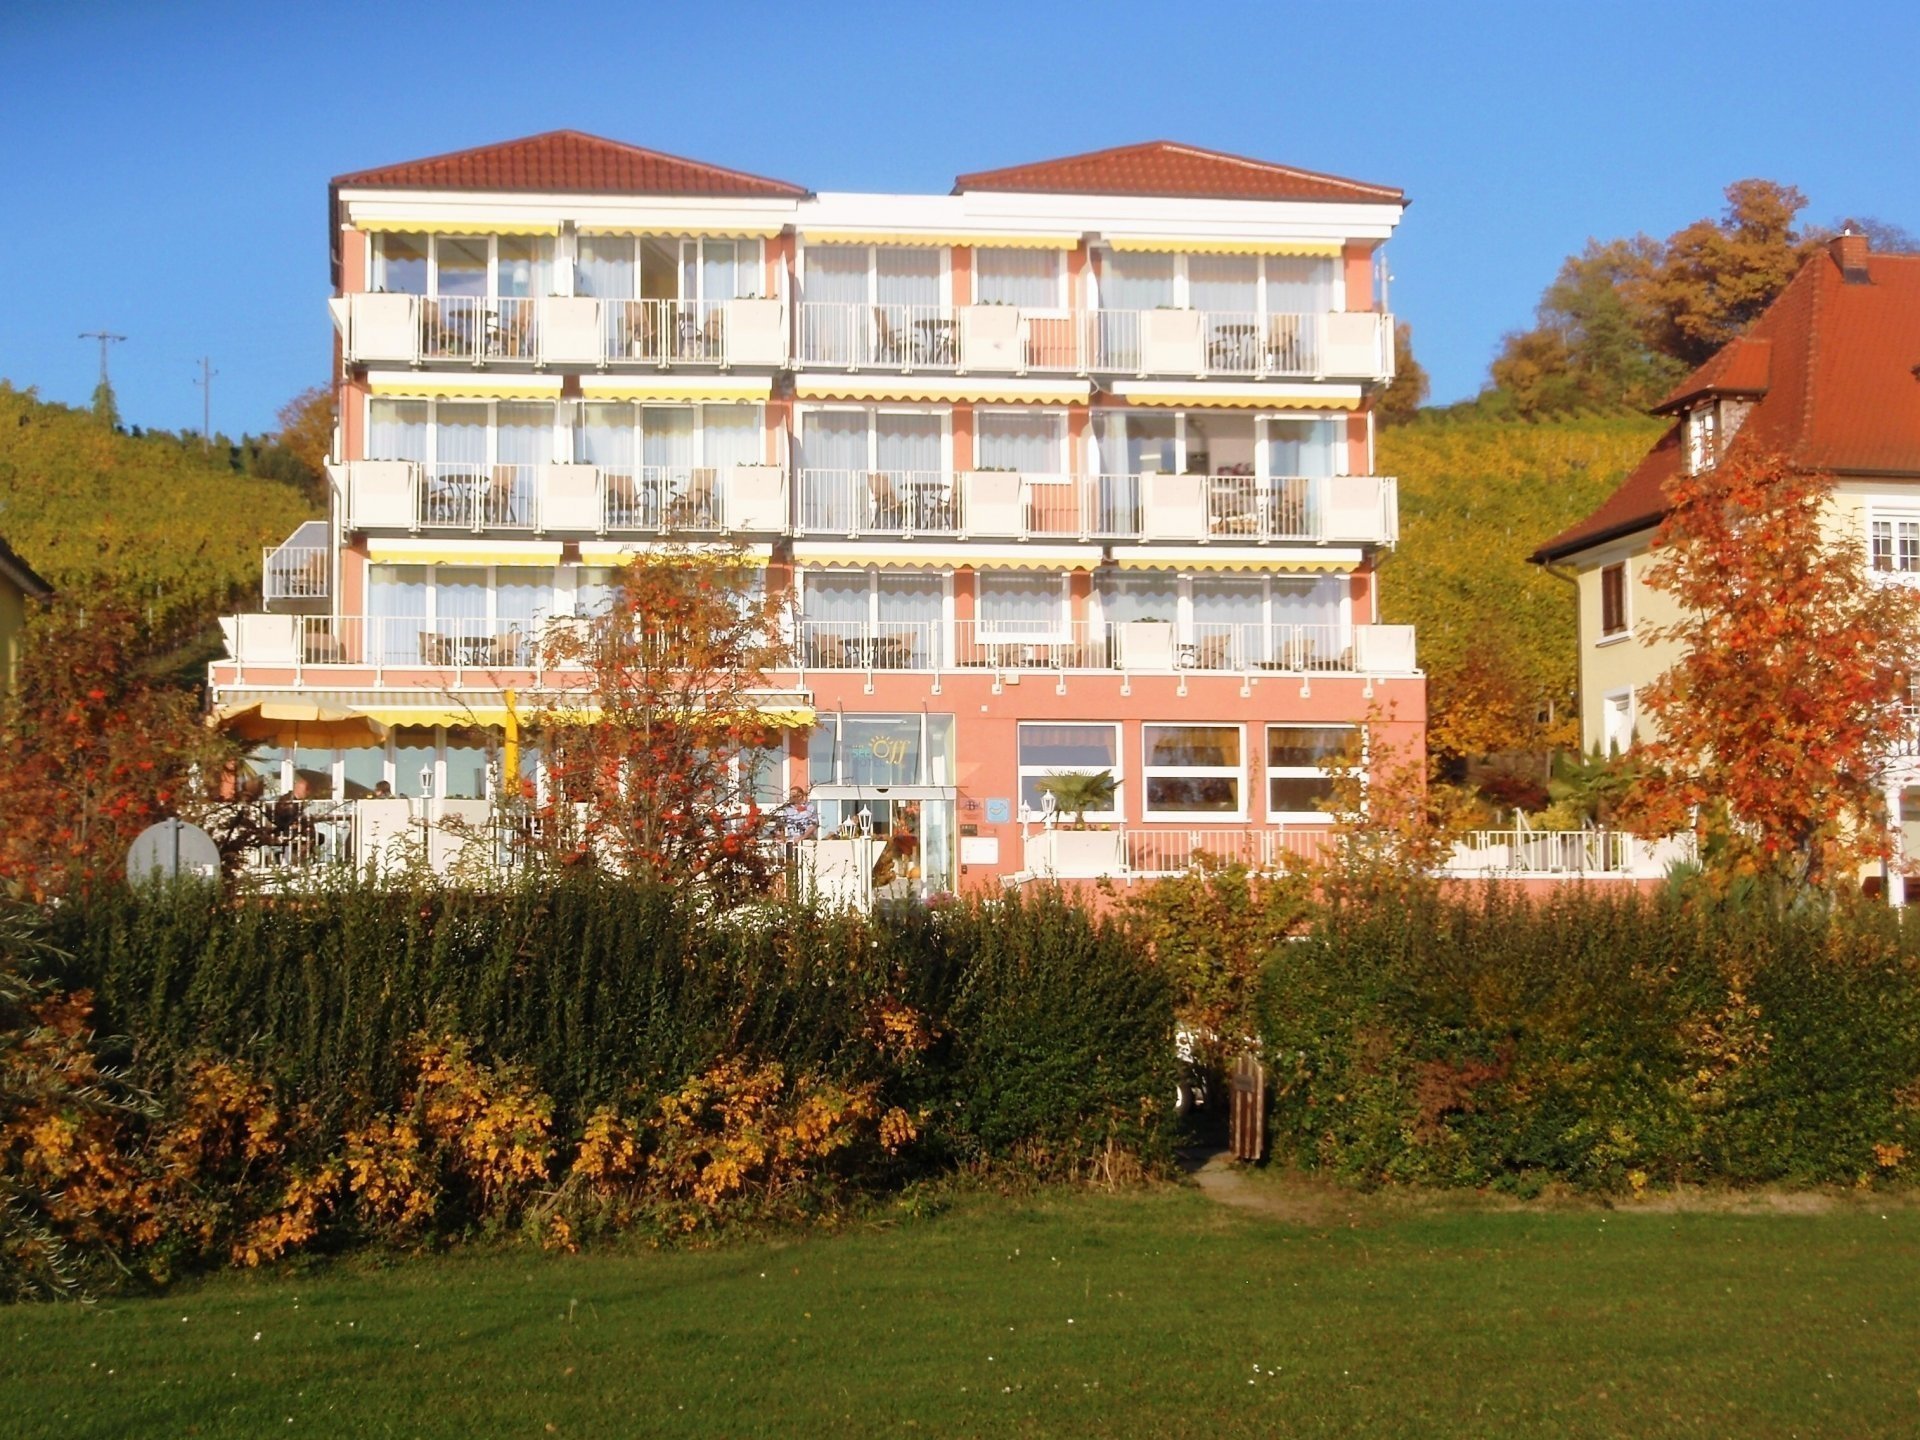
1490,239 -> 1679,416
1374,320 -> 1430,424
1035,769 -> 1119,828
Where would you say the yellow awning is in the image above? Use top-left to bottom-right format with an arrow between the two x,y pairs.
353,218 -> 560,237
803,231 -> 1077,250
576,223 -> 782,239
793,542 -> 1101,572
365,702 -> 813,729
1118,390 -> 1358,410
762,707 -> 818,728
364,706 -> 517,730
365,375 -> 564,401
577,543 -> 773,567
577,377 -> 772,403
1113,550 -> 1358,574
793,377 -> 1090,405
1106,237 -> 1343,257
367,543 -> 563,567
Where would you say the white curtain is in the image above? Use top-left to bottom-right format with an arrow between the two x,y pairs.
641,407 -> 695,471
876,413 -> 940,475
1270,576 -> 1344,626
1190,576 -> 1263,628
369,564 -> 426,663
436,567 -> 488,640
975,412 -> 1060,472
1094,412 -> 1176,474
494,404 -> 548,466
1267,418 -> 1340,478
701,404 -> 762,471
876,248 -> 940,306
1188,255 -> 1258,315
1101,253 -> 1176,309
576,403 -> 635,470
575,237 -> 634,300
1266,257 -> 1337,314
434,404 -> 487,469
367,400 -> 428,461
1096,574 -> 1176,625
802,570 -> 868,626
978,572 -> 1059,633
877,573 -> 941,626
802,246 -> 868,304
497,237 -> 552,298
800,410 -> 868,472
974,248 -> 1059,307
700,239 -> 745,300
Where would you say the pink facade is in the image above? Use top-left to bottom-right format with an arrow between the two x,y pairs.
221,134 -> 1418,891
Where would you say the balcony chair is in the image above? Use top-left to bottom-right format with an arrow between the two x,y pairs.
487,465 -> 523,526
665,468 -> 718,529
603,471 -> 641,529
871,308 -> 908,366
867,471 -> 903,529
418,631 -> 458,666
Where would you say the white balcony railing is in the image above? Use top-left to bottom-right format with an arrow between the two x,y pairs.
1092,309 -> 1392,379
262,520 -> 332,602
339,293 -> 789,368
1444,829 -> 1694,877
262,545 -> 329,601
789,619 -> 1378,675
341,460 -> 789,536
794,302 -> 1087,373
1123,826 -> 1334,876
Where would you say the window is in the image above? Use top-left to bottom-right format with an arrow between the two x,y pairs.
1872,516 -> 1920,573
1600,562 -> 1628,636
1265,726 -> 1352,818
1685,403 -> 1719,474
1143,724 -> 1243,816
1018,723 -> 1122,819
812,713 -> 954,786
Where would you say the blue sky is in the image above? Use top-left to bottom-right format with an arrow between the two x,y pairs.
3,0 -> 1916,436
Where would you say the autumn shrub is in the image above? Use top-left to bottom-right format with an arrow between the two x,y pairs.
1259,885 -> 1920,1192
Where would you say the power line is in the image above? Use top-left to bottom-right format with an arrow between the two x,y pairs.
78,329 -> 126,388
193,356 -> 218,451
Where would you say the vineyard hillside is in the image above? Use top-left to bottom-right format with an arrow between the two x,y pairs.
0,384 -> 319,634
1377,413 -> 1665,758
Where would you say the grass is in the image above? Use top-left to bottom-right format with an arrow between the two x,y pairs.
4,1182 -> 1918,1438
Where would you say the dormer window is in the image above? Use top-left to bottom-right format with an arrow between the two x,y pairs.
1684,402 -> 1719,474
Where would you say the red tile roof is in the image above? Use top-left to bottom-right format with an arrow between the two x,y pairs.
332,130 -> 808,198
953,140 -> 1403,204
1654,336 -> 1772,413
1533,241 -> 1920,562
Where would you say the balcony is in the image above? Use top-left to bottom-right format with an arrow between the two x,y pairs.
1092,309 -> 1392,380
262,521 -> 331,606
335,293 -> 788,369
791,619 -> 1416,676
794,302 -> 1087,373
793,469 -> 1396,546
218,613 -> 1417,680
341,460 -> 789,536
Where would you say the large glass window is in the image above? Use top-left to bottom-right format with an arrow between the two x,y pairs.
444,726 -> 493,800
813,713 -> 955,787
1266,417 -> 1340,478
975,411 -> 1063,473
1143,724 -> 1243,816
1018,723 -> 1121,818
1266,725 -> 1351,818
373,233 -> 428,294
1264,256 -> 1337,314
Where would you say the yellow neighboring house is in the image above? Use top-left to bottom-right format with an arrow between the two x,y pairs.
1530,229 -> 1920,756
0,533 -> 53,699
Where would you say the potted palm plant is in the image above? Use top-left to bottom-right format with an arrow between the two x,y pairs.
1025,770 -> 1125,878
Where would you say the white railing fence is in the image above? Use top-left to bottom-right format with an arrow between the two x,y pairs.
263,546 -> 329,601
795,468 -> 959,535
418,462 -> 538,530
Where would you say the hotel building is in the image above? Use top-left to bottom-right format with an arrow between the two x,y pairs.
212,131 -> 1421,889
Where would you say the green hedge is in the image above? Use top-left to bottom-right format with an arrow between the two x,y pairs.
46,878 -> 1173,1172
1258,886 -> 1920,1191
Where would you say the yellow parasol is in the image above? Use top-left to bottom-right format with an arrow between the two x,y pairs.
209,700 -> 390,749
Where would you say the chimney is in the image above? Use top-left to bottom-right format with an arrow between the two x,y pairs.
1831,222 -> 1872,284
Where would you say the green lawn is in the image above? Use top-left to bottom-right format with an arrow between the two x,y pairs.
4,1184 -> 1917,1438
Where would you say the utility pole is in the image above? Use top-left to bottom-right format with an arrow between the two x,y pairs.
78,329 -> 126,387
193,356 -> 217,452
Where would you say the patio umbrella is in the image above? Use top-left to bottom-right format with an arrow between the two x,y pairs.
209,700 -> 389,749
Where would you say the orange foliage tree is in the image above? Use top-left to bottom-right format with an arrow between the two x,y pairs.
529,547 -> 793,894
0,599 -> 233,899
1630,451 -> 1920,889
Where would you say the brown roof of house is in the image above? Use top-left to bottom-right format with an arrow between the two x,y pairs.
0,534 -> 52,598
952,140 -> 1403,204
332,130 -> 809,198
1532,241 -> 1920,563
